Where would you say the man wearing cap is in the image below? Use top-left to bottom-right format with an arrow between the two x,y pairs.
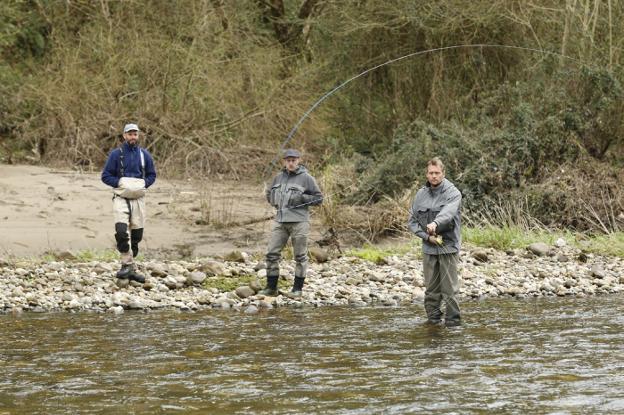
260,149 -> 323,298
101,123 -> 157,283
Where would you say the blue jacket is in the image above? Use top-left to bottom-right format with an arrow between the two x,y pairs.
101,142 -> 157,188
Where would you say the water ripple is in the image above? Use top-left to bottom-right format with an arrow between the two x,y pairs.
0,295 -> 623,414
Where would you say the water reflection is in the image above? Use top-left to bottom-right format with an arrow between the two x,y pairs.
1,295 -> 623,414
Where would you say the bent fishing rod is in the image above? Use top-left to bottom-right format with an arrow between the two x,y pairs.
266,43 -> 589,174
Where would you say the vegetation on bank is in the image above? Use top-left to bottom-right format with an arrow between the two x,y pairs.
3,229 -> 623,266
1,1 -> 623,236
348,229 -> 624,261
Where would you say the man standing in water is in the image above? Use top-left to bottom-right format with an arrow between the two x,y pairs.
260,149 -> 323,299
408,157 -> 462,326
102,123 -> 156,283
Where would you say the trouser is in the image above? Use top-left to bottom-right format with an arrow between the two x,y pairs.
113,196 -> 146,264
422,253 -> 461,322
265,221 -> 310,279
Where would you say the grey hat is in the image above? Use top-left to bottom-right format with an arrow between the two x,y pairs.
123,123 -> 140,133
283,149 -> 301,159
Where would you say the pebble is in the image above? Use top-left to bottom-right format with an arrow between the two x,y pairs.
0,244 -> 621,314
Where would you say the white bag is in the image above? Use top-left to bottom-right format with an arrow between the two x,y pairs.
114,177 -> 146,199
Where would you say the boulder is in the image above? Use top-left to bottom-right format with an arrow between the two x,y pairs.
472,250 -> 489,262
591,264 -> 607,279
199,261 -> 226,276
224,250 -> 246,263
187,271 -> 207,285
528,242 -> 551,257
309,247 -> 329,263
235,286 -> 255,299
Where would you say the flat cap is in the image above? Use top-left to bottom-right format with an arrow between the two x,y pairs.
283,149 -> 301,158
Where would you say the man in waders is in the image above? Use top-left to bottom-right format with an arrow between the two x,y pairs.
101,123 -> 156,283
408,157 -> 462,326
260,149 -> 323,299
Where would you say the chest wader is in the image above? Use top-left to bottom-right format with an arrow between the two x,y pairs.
114,147 -> 146,282
260,177 -> 312,298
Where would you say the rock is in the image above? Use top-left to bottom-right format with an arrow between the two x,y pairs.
224,250 -> 245,263
556,254 -> 569,262
163,276 -> 178,289
226,291 -> 240,300
235,286 -> 255,299
112,292 -> 130,306
199,261 -> 225,276
258,300 -> 273,309
217,301 -> 231,309
107,306 -> 124,314
591,265 -> 607,279
528,242 -> 551,257
244,305 -> 259,314
149,264 -> 168,277
309,247 -> 329,263
127,298 -> 145,309
187,271 -> 207,285
95,263 -> 114,273
253,262 -> 266,271
554,237 -> 567,248
472,250 -> 489,262
55,250 -> 77,261
249,279 -> 263,293
116,278 -> 130,288
368,271 -> 385,282
257,269 -> 267,278
577,252 -> 588,263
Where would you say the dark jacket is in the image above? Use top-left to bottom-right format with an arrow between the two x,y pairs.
101,142 -> 156,189
266,165 -> 322,223
408,178 -> 462,254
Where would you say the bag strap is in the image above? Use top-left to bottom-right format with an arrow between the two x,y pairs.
118,147 -> 125,177
140,148 -> 145,179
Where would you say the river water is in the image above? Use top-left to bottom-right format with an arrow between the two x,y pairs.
1,295 -> 623,414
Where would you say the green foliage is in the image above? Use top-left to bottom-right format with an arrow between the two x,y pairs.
463,227 -> 624,258
203,274 -> 256,292
577,232 -> 624,258
348,242 -> 420,264
462,226 -> 556,251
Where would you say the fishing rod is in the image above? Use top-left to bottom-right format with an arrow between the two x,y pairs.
266,43 -> 589,174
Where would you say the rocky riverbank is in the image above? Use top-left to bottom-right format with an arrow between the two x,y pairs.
1,242 -> 622,314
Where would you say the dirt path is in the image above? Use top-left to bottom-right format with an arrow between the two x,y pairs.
0,164 -> 323,258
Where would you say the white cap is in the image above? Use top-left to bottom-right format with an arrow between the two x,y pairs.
123,123 -> 139,133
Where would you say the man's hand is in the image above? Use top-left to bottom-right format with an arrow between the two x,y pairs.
428,235 -> 444,245
426,222 -> 437,235
289,192 -> 305,208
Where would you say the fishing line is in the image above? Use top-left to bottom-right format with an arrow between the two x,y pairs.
266,43 -> 589,175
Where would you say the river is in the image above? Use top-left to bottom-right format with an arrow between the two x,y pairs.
1,295 -> 623,414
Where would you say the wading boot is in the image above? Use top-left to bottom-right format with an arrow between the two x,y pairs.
116,263 -> 134,279
285,277 -> 305,299
444,318 -> 462,328
259,275 -> 279,296
128,269 -> 146,284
